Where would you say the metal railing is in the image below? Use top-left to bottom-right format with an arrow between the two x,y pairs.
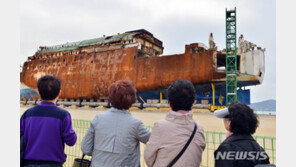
20,100 -> 212,109
64,119 -> 276,167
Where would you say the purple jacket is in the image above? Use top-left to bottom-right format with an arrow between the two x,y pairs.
20,102 -> 77,163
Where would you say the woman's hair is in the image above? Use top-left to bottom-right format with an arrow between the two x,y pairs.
167,79 -> 196,111
228,101 -> 259,135
108,79 -> 137,110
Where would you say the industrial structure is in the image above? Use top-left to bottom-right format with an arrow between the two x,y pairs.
225,7 -> 238,106
20,9 -> 265,110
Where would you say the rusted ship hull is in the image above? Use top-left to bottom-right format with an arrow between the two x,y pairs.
20,46 -> 216,99
20,30 -> 265,100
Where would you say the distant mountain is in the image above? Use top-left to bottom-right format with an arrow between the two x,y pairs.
249,99 -> 276,111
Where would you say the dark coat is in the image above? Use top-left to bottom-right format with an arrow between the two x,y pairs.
214,134 -> 270,167
20,132 -> 24,167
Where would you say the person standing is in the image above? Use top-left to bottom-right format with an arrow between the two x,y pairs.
213,101 -> 270,167
144,79 -> 206,167
20,75 -> 77,167
81,79 -> 150,167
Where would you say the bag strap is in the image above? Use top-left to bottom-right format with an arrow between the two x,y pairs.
80,154 -> 86,167
167,122 -> 197,167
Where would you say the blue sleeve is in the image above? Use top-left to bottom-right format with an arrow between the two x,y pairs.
62,114 -> 77,146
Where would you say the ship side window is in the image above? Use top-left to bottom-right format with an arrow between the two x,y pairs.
63,58 -> 66,62
190,48 -> 194,54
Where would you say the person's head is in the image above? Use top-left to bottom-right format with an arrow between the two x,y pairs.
167,79 -> 196,111
108,79 -> 137,110
228,101 -> 259,135
37,75 -> 61,101
215,101 -> 259,135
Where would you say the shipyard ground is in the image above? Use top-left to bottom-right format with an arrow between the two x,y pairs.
20,105 -> 276,137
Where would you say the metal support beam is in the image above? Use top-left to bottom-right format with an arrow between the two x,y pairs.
211,83 -> 215,106
225,7 -> 238,106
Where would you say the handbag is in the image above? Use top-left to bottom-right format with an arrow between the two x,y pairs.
167,122 -> 197,167
73,154 -> 91,167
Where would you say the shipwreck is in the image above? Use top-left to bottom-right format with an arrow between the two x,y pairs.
20,29 -> 265,106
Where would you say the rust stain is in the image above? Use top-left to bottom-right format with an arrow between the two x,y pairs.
20,30 -> 263,99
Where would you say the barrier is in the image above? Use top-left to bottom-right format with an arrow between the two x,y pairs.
64,119 -> 276,167
20,101 -> 211,110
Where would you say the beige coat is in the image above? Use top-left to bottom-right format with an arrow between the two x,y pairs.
144,111 -> 206,167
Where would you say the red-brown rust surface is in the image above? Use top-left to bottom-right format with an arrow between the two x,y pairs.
132,45 -> 215,90
20,44 -> 215,99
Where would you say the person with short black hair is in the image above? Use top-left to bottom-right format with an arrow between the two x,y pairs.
20,75 -> 77,167
37,75 -> 61,100
144,79 -> 206,167
81,79 -> 150,167
214,101 -> 270,167
167,79 -> 196,111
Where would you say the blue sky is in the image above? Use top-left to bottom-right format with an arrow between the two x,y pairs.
20,0 -> 276,103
